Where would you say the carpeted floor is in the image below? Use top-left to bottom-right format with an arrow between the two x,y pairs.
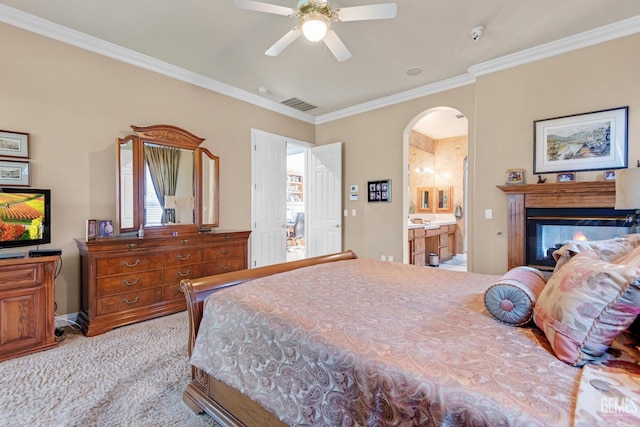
0,311 -> 220,427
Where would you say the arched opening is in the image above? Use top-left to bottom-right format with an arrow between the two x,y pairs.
402,107 -> 469,268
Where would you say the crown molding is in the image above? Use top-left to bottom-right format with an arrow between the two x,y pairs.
468,15 -> 640,77
1,5 -> 639,126
314,74 -> 475,124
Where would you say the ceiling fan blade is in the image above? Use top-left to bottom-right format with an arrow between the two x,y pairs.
234,0 -> 294,17
323,30 -> 352,62
265,27 -> 302,56
336,3 -> 397,22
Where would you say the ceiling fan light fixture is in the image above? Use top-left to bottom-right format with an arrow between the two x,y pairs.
301,13 -> 329,42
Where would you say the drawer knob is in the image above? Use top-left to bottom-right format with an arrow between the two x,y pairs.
181,239 -> 189,244
176,253 -> 191,261
122,278 -> 140,286
122,259 -> 141,268
127,243 -> 138,249
123,296 -> 140,305
177,269 -> 191,277
219,249 -> 229,255
220,262 -> 231,270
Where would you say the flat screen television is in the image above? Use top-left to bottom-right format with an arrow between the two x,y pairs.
0,187 -> 51,249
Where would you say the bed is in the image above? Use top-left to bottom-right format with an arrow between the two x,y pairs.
180,248 -> 640,426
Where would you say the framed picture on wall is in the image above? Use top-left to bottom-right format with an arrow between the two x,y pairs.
367,179 -> 391,202
0,130 -> 29,159
533,106 -> 628,173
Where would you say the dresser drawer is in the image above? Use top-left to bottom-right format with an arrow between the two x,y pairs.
96,253 -> 163,277
163,264 -> 202,285
203,244 -> 245,261
96,270 -> 163,297
162,283 -> 186,301
163,249 -> 202,267
96,287 -> 163,316
202,258 -> 246,276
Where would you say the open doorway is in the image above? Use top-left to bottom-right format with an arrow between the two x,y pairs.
286,145 -> 306,261
405,107 -> 468,270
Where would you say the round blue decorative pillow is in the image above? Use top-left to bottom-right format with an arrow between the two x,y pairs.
484,266 -> 547,326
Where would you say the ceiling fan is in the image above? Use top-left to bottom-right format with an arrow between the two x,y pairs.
234,0 -> 397,62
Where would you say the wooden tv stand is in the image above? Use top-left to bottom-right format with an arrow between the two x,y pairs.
0,255 -> 58,362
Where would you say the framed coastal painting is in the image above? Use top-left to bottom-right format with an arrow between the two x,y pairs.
533,107 -> 628,174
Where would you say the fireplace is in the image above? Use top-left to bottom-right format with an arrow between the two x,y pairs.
498,181 -> 623,270
526,207 -> 634,270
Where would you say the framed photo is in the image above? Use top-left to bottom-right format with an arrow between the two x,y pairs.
506,168 -> 524,185
367,179 -> 391,202
0,160 -> 30,186
98,220 -> 114,238
0,130 -> 29,159
556,172 -> 576,183
86,219 -> 98,241
604,170 -> 616,181
533,106 -> 628,174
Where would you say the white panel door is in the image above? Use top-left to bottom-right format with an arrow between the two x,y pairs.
251,130 -> 287,267
306,142 -> 343,257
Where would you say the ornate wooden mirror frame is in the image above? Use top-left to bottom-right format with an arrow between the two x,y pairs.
116,124 -> 219,237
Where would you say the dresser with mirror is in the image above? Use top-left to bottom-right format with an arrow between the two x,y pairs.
76,125 -> 250,336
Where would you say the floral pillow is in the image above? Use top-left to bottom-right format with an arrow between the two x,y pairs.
552,234 -> 640,272
533,251 -> 640,366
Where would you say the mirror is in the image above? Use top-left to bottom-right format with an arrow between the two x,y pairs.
116,125 -> 219,236
416,187 -> 433,213
435,186 -> 453,213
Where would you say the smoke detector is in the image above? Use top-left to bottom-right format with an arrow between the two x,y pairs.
470,25 -> 485,42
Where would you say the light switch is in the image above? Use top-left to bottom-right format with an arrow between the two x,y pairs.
352,209 -> 357,216
344,209 -> 348,217
485,209 -> 493,219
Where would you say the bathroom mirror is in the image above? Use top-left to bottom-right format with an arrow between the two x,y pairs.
116,124 -> 219,236
416,187 -> 433,213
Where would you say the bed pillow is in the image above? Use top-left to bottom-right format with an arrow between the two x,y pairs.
533,251 -> 640,366
484,266 -> 547,326
614,245 -> 640,268
552,234 -> 640,272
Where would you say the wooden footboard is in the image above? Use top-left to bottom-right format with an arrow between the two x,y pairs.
180,250 -> 358,426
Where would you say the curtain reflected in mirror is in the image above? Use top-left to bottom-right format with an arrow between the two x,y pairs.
144,143 -> 194,226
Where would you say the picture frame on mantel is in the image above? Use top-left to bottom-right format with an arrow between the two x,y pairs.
533,106 -> 628,174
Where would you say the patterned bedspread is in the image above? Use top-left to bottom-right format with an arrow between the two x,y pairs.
190,259 -> 579,426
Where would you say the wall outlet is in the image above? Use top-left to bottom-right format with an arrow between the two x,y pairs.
380,255 -> 386,261
388,255 -> 394,262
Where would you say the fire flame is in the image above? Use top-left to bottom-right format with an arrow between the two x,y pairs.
573,231 -> 587,241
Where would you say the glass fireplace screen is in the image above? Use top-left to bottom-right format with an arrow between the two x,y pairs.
526,208 -> 634,269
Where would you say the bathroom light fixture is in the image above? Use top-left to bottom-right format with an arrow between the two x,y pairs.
415,166 -> 434,174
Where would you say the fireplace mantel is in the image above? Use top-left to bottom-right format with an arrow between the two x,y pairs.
497,181 -> 615,269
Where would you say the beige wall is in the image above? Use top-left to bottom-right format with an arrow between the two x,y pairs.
0,23 -> 314,315
2,21 -> 639,315
317,33 -> 639,273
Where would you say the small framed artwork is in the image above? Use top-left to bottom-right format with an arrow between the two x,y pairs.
98,220 -> 114,238
506,169 -> 524,185
557,172 -> 576,183
0,160 -> 30,186
0,130 -> 29,159
604,170 -> 616,181
86,219 -> 98,241
367,179 -> 391,202
534,106 -> 628,173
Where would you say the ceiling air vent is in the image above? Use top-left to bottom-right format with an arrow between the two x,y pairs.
281,97 -> 317,112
